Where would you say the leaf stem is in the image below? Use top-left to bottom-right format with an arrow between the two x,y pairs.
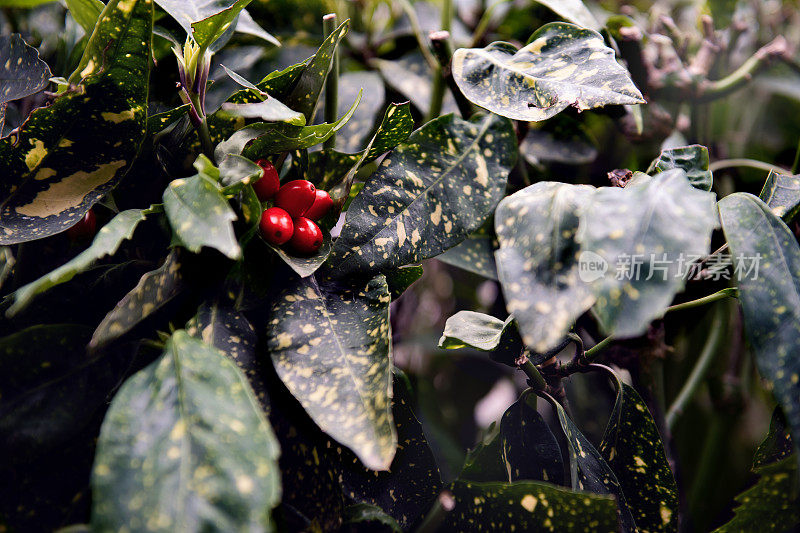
708,158 -> 789,174
429,31 -> 473,118
665,309 -> 725,429
399,0 -> 439,70
323,13 -> 340,151
585,335 -> 614,360
665,288 -> 737,313
414,491 -> 455,533
521,358 -> 548,391
791,136 -> 800,174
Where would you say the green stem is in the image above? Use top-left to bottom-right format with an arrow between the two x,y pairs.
665,288 -> 737,313
521,359 -> 548,391
189,92 -> 215,161
666,310 -> 725,430
469,0 -> 509,47
429,31 -> 474,118
708,158 -> 789,174
414,491 -> 455,533
323,13 -> 340,151
427,0 -> 451,121
791,136 -> 800,174
585,335 -> 614,360
398,0 -> 439,70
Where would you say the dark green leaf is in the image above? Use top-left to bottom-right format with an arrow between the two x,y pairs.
218,153 -> 262,192
439,311 -> 522,353
340,373 -> 443,530
598,370 -> 679,533
215,90 -> 362,159
147,104 -> 190,133
7,208 -> 151,315
719,192 -> 800,459
459,423 -> 509,482
328,113 -> 516,277
264,230 -> 332,278
549,395 -> 637,531
91,330 -> 281,532
520,120 -> 598,166
90,251 -> 185,349
437,233 -> 498,280
385,264 -> 423,299
0,0 -> 151,244
342,503 -> 402,533
331,72 -> 386,154
647,144 -> 713,191
452,22 -> 644,122
494,181 -> 595,352
0,34 -> 51,132
752,408 -> 794,470
445,480 -> 620,532
711,456 -> 799,532
163,174 -> 241,259
372,53 -> 458,116
266,274 -> 395,470
285,19 -> 349,121
65,0 -> 104,33
758,170 -> 800,223
235,9 -> 280,47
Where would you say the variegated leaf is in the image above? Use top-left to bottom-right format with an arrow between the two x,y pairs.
439,311 -> 524,369
759,170 -> 800,223
549,397 -> 637,531
0,34 -> 51,133
495,181 -> 595,352
437,233 -> 498,280
91,331 -> 281,532
598,369 -> 679,533
327,113 -> 516,277
220,98 -> 305,126
266,274 -> 395,471
445,480 -> 620,532
385,264 -> 423,300
452,22 -> 644,122
718,192 -> 800,461
533,0 -> 600,30
64,0 -> 104,33
0,0 -> 152,245
7,208 -> 153,315
163,174 -> 240,259
264,231 -> 332,278
647,144 -> 713,191
91,251 -> 185,349
752,408 -> 794,470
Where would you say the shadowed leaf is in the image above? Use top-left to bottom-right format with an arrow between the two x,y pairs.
759,170 -> 800,223
437,233 -> 498,280
0,34 -> 51,133
65,0 -> 104,33
439,311 -> 523,355
0,0 -> 152,244
266,274 -> 395,470
91,330 -> 281,532
533,0 -> 600,30
452,22 -> 644,122
647,144 -> 713,191
752,408 -> 794,470
328,113 -> 516,277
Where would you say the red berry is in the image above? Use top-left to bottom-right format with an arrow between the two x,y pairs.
67,209 -> 97,241
260,207 -> 294,245
253,159 -> 280,200
303,189 -> 334,221
290,217 -> 323,255
274,179 -> 316,218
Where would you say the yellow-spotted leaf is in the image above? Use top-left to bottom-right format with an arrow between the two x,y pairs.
547,396 -> 637,531
64,0 -> 104,33
90,251 -> 185,349
598,369 -> 679,533
719,192 -> 800,460
0,0 -> 152,245
452,22 -> 644,122
437,232 -> 498,280
759,170 -> 800,223
444,480 -> 620,532
91,330 -> 281,532
7,208 -> 155,316
266,274 -> 395,471
163,174 -> 241,259
494,181 -> 595,353
647,144 -> 713,191
0,34 -> 51,133
752,408 -> 794,470
327,113 -> 516,277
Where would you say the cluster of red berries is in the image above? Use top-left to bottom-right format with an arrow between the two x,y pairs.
254,159 -> 332,255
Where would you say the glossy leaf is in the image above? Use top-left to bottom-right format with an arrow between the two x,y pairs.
439,311 -> 522,354
342,503 -> 402,532
266,274 -> 395,471
340,373 -> 443,530
452,22 -> 644,122
0,34 -> 51,132
0,0 -> 151,244
91,331 -> 281,532
90,251 -> 185,349
599,370 -> 679,533
65,0 -> 104,33
752,408 -> 794,470
533,0 -> 600,30
220,97 -> 305,126
218,153 -> 262,192
328,113 -> 516,277
520,122 -> 598,166
7,208 -> 151,315
759,170 -> 800,222
459,423 -> 508,482
385,264 -> 423,300
719,192 -> 800,458
215,91 -> 362,160
437,233 -> 498,280
264,231 -> 332,278
647,144 -> 713,191
163,174 -> 241,259
712,456 -> 799,532
494,181 -> 595,352
549,396 -> 637,531
445,480 -> 620,532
